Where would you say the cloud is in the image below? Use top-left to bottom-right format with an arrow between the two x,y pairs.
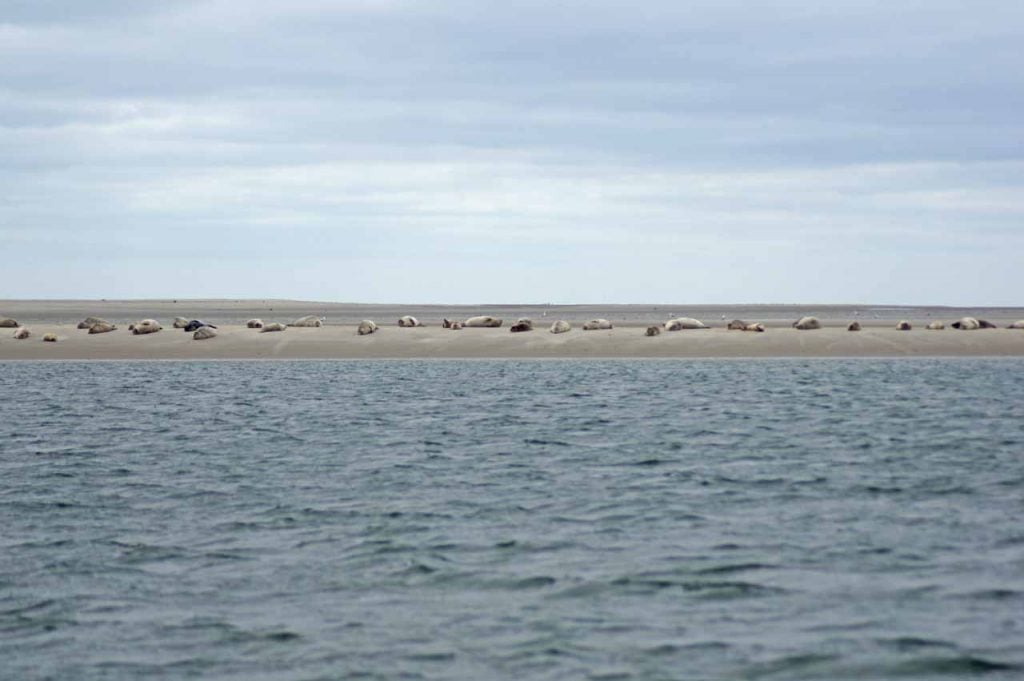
1,1 -> 1022,303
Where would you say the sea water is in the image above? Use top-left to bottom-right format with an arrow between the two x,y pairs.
2,359 -> 1023,680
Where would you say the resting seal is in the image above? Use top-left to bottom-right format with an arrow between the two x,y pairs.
43,333 -> 57,342
510,319 -> 533,333
1009,320 -> 1024,329
0,318 -> 19,328
926,321 -> 945,330
896,321 -> 912,331
792,316 -> 821,330
290,315 -> 324,327
172,317 -> 190,329
193,327 -> 217,340
549,320 -> 570,334
397,316 -> 421,327
88,322 -> 117,334
78,317 -> 109,330
260,322 -> 286,333
357,320 -> 379,335
645,325 -> 661,336
847,321 -> 861,331
664,317 -> 706,331
978,319 -> 998,329
183,320 -> 216,333
727,319 -> 749,331
247,319 -> 264,329
582,319 -> 612,330
13,327 -> 30,339
465,316 -> 503,328
951,317 -> 980,330
745,323 -> 766,332
131,319 -> 162,335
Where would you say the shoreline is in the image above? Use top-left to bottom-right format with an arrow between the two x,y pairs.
2,300 -> 1022,360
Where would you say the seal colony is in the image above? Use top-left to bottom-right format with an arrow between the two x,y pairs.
3,304 -> 1023,358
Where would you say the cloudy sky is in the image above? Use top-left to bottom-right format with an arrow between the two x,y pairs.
2,1 -> 1022,304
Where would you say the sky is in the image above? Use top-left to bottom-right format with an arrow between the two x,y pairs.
2,0 -> 1023,304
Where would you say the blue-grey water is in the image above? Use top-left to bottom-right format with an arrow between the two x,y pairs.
2,359 -> 1023,680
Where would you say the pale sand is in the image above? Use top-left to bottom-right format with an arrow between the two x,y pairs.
1,300 -> 1023,359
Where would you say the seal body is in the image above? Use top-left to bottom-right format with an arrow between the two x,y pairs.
0,318 -> 18,328
43,333 -> 57,342
582,319 -> 612,330
357,320 -> 379,335
847,321 -> 861,331
792,316 -> 821,330
397,316 -> 420,327
78,317 -> 109,330
896,321 -> 912,331
131,319 -> 162,335
951,317 -> 980,330
88,322 -> 117,334
465,316 -> 503,328
1009,320 -> 1024,329
549,320 -> 570,334
664,317 -> 706,331
645,325 -> 661,336
727,319 -> 748,330
261,322 -> 286,333
978,319 -> 998,329
193,327 -> 217,340
13,327 -> 30,339
173,317 -> 190,329
745,323 -> 766,332
247,319 -> 264,329
183,320 -> 216,333
926,321 -> 945,330
510,319 -> 533,333
290,315 -> 324,327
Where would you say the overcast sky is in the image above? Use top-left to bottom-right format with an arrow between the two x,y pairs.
2,1 -> 1022,304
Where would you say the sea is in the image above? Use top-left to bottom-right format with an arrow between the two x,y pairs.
2,358 -> 1023,680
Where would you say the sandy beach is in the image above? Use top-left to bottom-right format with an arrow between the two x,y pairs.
1,300 -> 1023,360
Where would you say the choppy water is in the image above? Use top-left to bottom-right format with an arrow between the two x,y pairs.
2,359 -> 1023,680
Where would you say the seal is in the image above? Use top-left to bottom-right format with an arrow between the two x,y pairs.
173,317 -> 190,329
510,319 -> 533,333
260,322 -> 287,332
78,317 -> 110,330
896,321 -> 912,331
247,319 -> 264,329
978,319 -> 998,329
792,316 -> 821,330
290,315 -> 324,327
397,316 -> 421,327
43,333 -> 57,342
847,321 -> 861,331
357,320 -> 379,335
926,321 -> 945,330
727,319 -> 749,330
193,327 -> 217,340
88,321 -> 117,334
13,327 -> 30,339
183,320 -> 216,333
1009,320 -> 1024,329
745,323 -> 766,332
464,316 -> 503,328
645,325 -> 661,336
548,319 -> 573,333
0,318 -> 19,328
664,317 -> 706,331
951,317 -> 980,330
131,319 -> 162,335
582,319 -> 613,330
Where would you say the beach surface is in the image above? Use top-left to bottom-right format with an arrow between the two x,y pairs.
2,300 -> 1023,359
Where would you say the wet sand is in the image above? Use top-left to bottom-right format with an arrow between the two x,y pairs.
2,300 -> 1022,359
